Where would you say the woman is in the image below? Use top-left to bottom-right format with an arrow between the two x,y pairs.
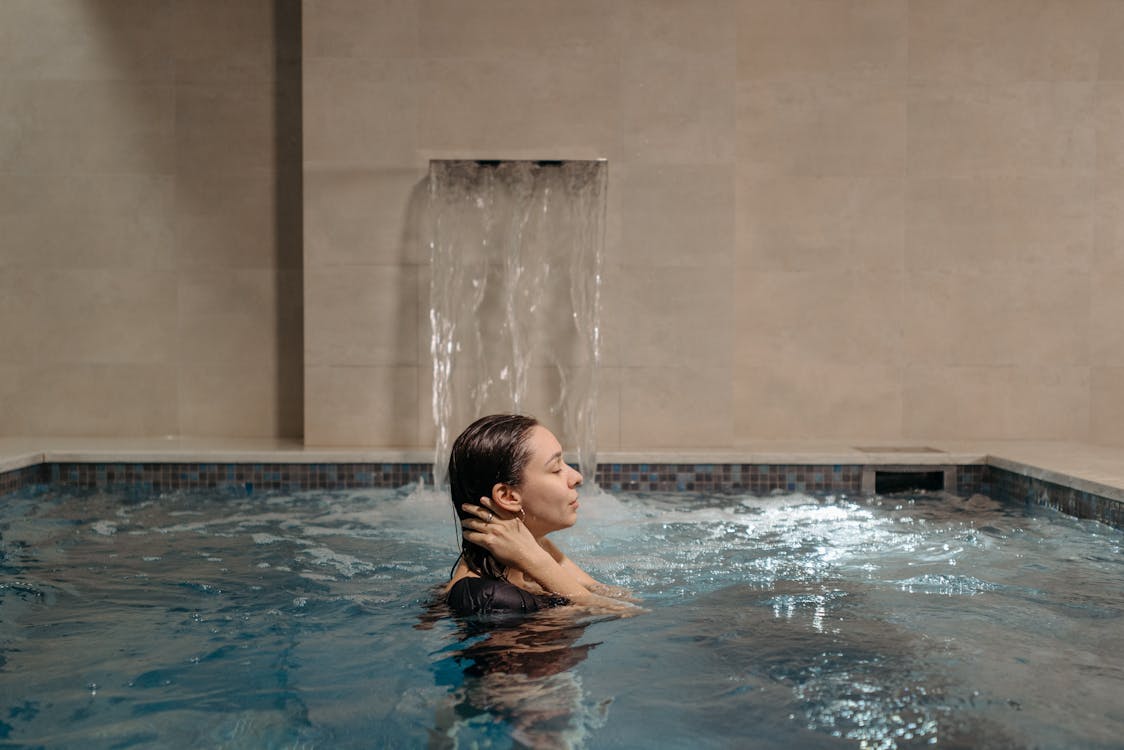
444,413 -> 632,616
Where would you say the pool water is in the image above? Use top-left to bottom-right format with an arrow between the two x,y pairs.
0,485 -> 1121,749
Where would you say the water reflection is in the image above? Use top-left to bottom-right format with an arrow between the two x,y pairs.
671,580 -> 1026,750
419,605 -> 611,749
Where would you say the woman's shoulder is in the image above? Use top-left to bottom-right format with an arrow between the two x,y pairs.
445,576 -> 568,617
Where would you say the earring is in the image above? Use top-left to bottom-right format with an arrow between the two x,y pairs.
517,508 -> 526,522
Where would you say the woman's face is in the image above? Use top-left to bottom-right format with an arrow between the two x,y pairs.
515,425 -> 583,536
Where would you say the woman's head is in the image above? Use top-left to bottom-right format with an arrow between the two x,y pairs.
449,414 -> 540,578
449,414 -> 585,579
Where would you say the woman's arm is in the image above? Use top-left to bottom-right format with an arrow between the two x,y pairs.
539,538 -> 637,601
459,500 -> 589,598
460,500 -> 638,611
539,537 -> 599,587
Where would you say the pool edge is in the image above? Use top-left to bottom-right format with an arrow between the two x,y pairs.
1,453 -> 1120,529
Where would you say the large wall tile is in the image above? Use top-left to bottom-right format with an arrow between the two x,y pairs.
176,83 -> 276,177
0,269 -> 39,364
903,271 -> 1090,367
1091,368 -> 1124,446
734,269 -> 904,366
1095,171 -> 1124,272
0,366 -> 30,434
174,174 -> 289,269
173,0 -> 290,84
1092,271 -> 1124,367
417,57 -> 617,158
908,0 -> 1105,83
602,266 -> 733,369
1098,3 -> 1124,81
0,0 -> 174,82
0,268 -> 177,366
618,54 -> 734,165
181,363 -> 300,438
619,366 -> 732,449
903,366 -> 1089,440
305,265 -> 419,366
3,364 -> 180,437
305,0 -> 418,60
0,80 -> 174,174
305,365 -> 418,446
178,269 -> 288,367
0,174 -> 175,269
908,82 -> 1096,177
616,0 -> 736,62
304,166 -> 428,267
906,176 -> 1094,272
903,367 -> 1004,440
736,175 -> 904,271
1096,83 -> 1124,171
990,368 -> 1089,440
733,362 -> 902,441
304,58 -> 418,167
737,0 -> 906,80
617,163 -> 735,268
419,0 -> 614,62
737,75 -> 905,177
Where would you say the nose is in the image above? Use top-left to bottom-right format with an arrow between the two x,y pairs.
570,465 -> 583,487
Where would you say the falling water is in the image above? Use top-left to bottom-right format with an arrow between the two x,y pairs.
428,160 -> 607,488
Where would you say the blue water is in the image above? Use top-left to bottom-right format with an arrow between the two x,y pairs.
0,485 -> 1121,749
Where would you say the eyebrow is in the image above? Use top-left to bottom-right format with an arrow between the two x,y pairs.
544,451 -> 563,467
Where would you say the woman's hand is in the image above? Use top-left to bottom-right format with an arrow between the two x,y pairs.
459,498 -> 546,571
461,498 -> 644,613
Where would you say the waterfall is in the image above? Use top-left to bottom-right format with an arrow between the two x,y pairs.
428,160 -> 607,488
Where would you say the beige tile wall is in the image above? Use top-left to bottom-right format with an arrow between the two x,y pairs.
301,0 -> 1124,449
4,1 -> 1122,449
0,0 -> 302,438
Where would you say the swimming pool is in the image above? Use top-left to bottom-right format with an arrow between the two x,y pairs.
0,484 -> 1120,748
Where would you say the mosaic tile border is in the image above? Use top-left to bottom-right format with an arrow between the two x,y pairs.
593,463 -> 865,493
955,464 -> 991,497
0,461 -> 1119,528
0,462 -> 868,495
0,463 -> 48,497
988,466 -> 1123,528
6,462 -> 434,494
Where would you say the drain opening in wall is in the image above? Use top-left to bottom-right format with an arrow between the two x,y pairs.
875,470 -> 945,494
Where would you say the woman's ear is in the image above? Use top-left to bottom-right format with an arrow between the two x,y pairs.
490,482 -> 522,514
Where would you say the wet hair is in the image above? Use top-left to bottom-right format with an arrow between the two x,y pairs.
448,413 -> 539,580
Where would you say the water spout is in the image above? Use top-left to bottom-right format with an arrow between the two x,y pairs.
428,160 -> 607,488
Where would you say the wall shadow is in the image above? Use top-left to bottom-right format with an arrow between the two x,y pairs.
273,0 -> 304,439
